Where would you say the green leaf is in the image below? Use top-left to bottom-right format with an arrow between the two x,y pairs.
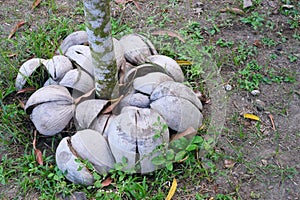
191,136 -> 203,144
170,137 -> 189,150
93,172 -> 101,180
166,149 -> 175,161
151,155 -> 166,165
166,162 -> 173,171
186,144 -> 198,151
175,150 -> 186,162
48,173 -> 54,178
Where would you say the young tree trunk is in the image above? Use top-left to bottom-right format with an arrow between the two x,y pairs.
83,0 -> 117,99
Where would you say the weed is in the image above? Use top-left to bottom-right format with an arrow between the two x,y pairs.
261,37 -> 276,47
8,16 -> 82,59
111,17 -> 133,37
216,38 -> 234,48
270,53 -> 277,60
237,60 -> 263,91
205,24 -> 220,36
288,54 -> 298,62
293,33 -> 300,41
232,42 -> 257,66
241,12 -> 264,30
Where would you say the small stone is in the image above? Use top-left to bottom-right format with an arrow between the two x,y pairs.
261,159 -> 268,165
268,186 -> 274,190
243,0 -> 253,8
224,84 -> 232,91
194,1 -> 204,7
255,99 -> 265,111
193,8 -> 203,15
251,90 -> 260,96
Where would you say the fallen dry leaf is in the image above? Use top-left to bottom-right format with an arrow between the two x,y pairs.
219,7 -> 244,15
224,159 -> 235,168
8,21 -> 26,39
35,148 -> 44,165
165,178 -> 177,200
33,130 -> 43,165
7,54 -> 17,58
269,114 -> 276,131
31,0 -> 41,10
102,95 -> 124,114
16,87 -> 36,94
253,40 -> 262,47
17,98 -> 25,109
170,127 -> 197,142
152,30 -> 185,43
176,60 -> 193,65
243,113 -> 260,121
101,177 -> 113,187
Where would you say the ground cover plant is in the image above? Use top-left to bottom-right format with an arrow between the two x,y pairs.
1,0 -> 299,199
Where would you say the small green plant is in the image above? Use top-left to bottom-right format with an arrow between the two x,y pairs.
205,24 -> 220,35
270,53 -> 277,60
261,37 -> 276,47
152,135 -> 204,171
237,60 -> 263,91
288,54 -> 298,62
293,33 -> 300,41
232,42 -> 258,66
241,12 -> 264,30
216,38 -> 234,48
111,17 -> 133,37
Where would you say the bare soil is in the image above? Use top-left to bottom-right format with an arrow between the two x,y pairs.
0,0 -> 299,199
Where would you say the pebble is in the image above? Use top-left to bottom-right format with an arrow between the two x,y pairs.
251,90 -> 260,96
224,84 -> 232,91
255,99 -> 265,111
261,159 -> 268,165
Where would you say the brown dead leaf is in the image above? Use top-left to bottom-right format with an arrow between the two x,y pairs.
17,98 -> 25,109
269,114 -> 276,131
152,30 -> 185,43
7,54 -> 17,58
101,177 -> 113,187
253,40 -> 262,47
102,95 -> 124,114
16,87 -> 36,94
33,130 -> 37,149
74,88 -> 95,104
33,130 -> 43,165
224,159 -> 235,168
219,7 -> 244,15
8,21 -> 26,39
170,127 -> 197,142
35,148 -> 44,165
31,0 -> 41,10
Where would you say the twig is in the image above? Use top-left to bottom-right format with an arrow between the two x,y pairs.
269,114 -> 276,131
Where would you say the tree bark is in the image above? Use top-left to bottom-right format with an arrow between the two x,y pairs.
83,0 -> 117,99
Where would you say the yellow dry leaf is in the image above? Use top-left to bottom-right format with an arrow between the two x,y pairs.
176,60 -> 193,66
243,113 -> 260,121
165,178 -> 177,200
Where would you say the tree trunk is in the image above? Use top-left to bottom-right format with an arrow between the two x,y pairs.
83,0 -> 117,99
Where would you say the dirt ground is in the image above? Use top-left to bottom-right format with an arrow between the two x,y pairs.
1,0 -> 299,199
